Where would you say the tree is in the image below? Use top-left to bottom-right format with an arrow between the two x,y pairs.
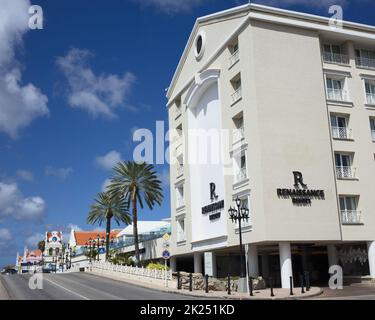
108,161 -> 163,265
87,191 -> 130,260
37,240 -> 45,253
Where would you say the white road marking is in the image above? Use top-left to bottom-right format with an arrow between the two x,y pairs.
44,277 -> 90,300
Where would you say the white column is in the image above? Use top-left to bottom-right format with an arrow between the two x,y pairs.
367,241 -> 375,279
327,245 -> 338,267
194,253 -> 202,274
170,257 -> 177,272
247,245 -> 259,277
279,242 -> 293,289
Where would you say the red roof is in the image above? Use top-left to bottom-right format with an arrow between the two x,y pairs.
74,230 -> 120,246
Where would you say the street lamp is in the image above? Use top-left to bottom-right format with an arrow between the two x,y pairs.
96,234 -> 100,261
228,196 -> 249,291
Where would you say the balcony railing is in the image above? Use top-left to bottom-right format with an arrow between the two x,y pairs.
235,167 -> 247,183
231,87 -> 242,104
327,88 -> 348,102
372,130 -> 375,142
229,50 -> 240,68
323,52 -> 349,65
356,57 -> 375,70
366,93 -> 375,105
176,165 -> 183,178
233,127 -> 244,144
341,210 -> 362,225
336,166 -> 356,179
331,126 -> 352,140
177,197 -> 185,208
175,137 -> 183,156
175,107 -> 182,119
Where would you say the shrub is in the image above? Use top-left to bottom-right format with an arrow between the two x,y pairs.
146,262 -> 169,271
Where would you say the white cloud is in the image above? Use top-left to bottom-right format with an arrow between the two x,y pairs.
96,150 -> 122,170
16,169 -> 34,181
254,0 -> 348,8
133,0 -> 204,13
0,228 -> 12,243
0,0 -> 49,138
45,166 -> 73,181
25,232 -> 44,247
0,181 -> 46,221
57,48 -> 136,118
67,223 -> 81,231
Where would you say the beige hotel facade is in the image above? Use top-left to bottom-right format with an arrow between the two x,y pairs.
166,3 -> 375,288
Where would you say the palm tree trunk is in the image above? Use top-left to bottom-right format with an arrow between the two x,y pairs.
105,216 -> 111,261
132,190 -> 140,266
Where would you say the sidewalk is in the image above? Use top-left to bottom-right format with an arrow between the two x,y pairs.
88,270 -> 322,300
0,276 -> 10,300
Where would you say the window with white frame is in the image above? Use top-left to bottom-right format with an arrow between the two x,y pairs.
355,49 -> 375,69
230,74 -> 242,104
233,150 -> 247,183
339,196 -> 361,224
365,80 -> 375,105
234,195 -> 251,229
326,76 -> 348,102
323,44 -> 348,64
335,153 -> 356,179
176,218 -> 186,242
176,184 -> 184,208
370,118 -> 375,142
232,113 -> 244,145
330,114 -> 351,139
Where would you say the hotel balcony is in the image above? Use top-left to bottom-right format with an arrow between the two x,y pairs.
176,165 -> 184,178
175,137 -> 183,157
327,88 -> 349,102
232,127 -> 244,145
356,57 -> 375,70
229,49 -> 240,68
175,107 -> 182,119
372,130 -> 375,142
366,93 -> 375,105
176,198 -> 185,209
322,52 -> 349,65
235,167 -> 247,183
331,126 -> 353,140
231,87 -> 242,105
341,210 -> 362,225
336,166 -> 357,179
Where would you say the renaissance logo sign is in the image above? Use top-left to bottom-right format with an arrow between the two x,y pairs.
202,182 -> 224,220
277,171 -> 325,206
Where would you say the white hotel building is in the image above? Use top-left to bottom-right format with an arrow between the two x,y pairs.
166,3 -> 375,288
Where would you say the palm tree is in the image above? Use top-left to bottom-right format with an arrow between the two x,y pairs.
87,191 -> 130,261
108,161 -> 163,265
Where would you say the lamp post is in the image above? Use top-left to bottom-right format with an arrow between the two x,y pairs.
228,196 -> 249,292
96,234 -> 100,261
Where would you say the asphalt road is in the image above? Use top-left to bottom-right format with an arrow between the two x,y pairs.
0,272 -> 199,300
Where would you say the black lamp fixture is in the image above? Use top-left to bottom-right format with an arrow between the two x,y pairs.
228,196 -> 249,279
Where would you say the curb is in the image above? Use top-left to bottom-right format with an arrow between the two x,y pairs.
87,271 -> 323,300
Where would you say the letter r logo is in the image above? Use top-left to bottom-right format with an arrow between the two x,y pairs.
210,182 -> 218,200
293,171 -> 307,189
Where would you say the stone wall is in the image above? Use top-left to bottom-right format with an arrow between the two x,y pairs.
175,272 -> 266,292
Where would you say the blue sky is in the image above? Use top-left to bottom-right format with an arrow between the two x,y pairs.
0,0 -> 374,268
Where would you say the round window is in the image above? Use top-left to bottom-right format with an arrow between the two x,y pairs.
194,32 -> 205,60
